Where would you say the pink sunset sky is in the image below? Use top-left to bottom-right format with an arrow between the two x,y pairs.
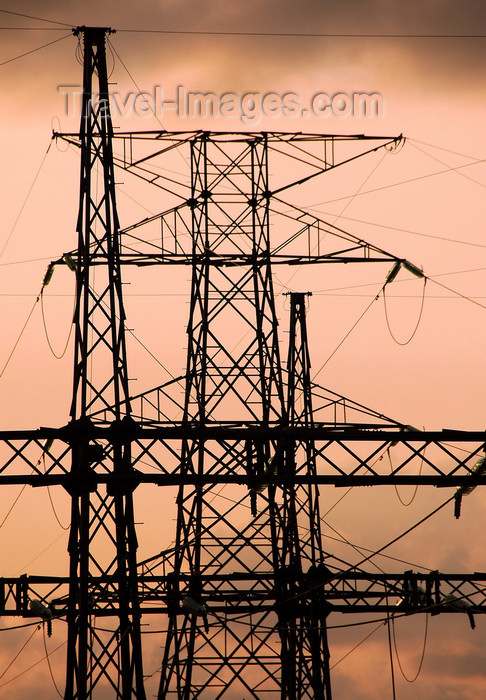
1,1 -> 486,698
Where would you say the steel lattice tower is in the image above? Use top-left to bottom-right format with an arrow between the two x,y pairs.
157,138 -> 332,697
65,26 -> 145,698
2,25 -> 486,700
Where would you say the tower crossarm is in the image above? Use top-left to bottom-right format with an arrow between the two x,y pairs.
1,427 -> 484,486
2,571 -> 486,620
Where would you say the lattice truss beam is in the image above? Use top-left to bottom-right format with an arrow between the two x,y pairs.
2,25 -> 486,700
57,129 -> 404,268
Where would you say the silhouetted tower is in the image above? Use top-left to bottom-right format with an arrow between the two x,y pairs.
65,26 -> 145,699
157,134 -> 332,697
280,292 -> 332,697
2,25 -> 486,700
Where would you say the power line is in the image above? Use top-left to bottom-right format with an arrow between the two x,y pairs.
311,287 -> 382,378
315,266 -> 486,294
317,293 -> 486,299
116,28 -> 486,38
41,288 -> 74,360
277,494 -> 456,611
0,625 -> 39,680
383,277 -> 427,345
392,613 -> 428,683
0,639 -> 66,690
344,495 -> 456,575
323,533 -> 434,573
388,444 -> 424,507
0,32 -> 71,67
314,211 -> 486,249
107,38 -> 190,171
238,581 -> 486,633
386,613 -> 398,699
14,531 -> 67,578
0,295 -> 40,379
0,142 -> 53,257
0,620 -> 45,632
107,39 -> 167,132
1,24 -> 486,38
310,268 -> 486,338
0,484 -> 27,528
429,277 -> 486,311
0,27 -> 68,30
409,140 -> 486,189
306,156 -> 486,209
407,137 -> 485,161
0,256 -> 58,267
42,625 -> 63,697
206,486 -> 440,574
2,28 -> 483,692
0,9 -> 72,27
329,621 -> 384,670
322,516 -> 385,576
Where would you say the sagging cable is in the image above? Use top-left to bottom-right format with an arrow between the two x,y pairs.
41,256 -> 76,360
391,613 -> 428,683
37,439 -> 70,530
383,259 -> 427,345
42,623 -> 63,698
0,256 -> 60,378
387,433 -> 425,506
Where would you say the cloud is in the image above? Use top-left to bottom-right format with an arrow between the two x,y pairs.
2,0 -> 485,97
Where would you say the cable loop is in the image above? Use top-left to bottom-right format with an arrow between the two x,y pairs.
392,613 -> 428,682
383,277 -> 427,345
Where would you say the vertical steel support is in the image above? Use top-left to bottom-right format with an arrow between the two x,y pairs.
158,134 -> 287,697
64,26 -> 145,700
158,139 -> 331,697
276,292 -> 332,699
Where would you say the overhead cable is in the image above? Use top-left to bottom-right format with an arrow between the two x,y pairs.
0,33 -> 71,67
0,9 -> 72,26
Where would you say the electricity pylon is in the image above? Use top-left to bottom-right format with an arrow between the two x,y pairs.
1,25 -> 486,700
156,136 -> 333,696
66,26 -> 145,699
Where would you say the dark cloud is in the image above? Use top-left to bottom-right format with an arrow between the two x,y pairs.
426,645 -> 486,679
1,0 -> 484,97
